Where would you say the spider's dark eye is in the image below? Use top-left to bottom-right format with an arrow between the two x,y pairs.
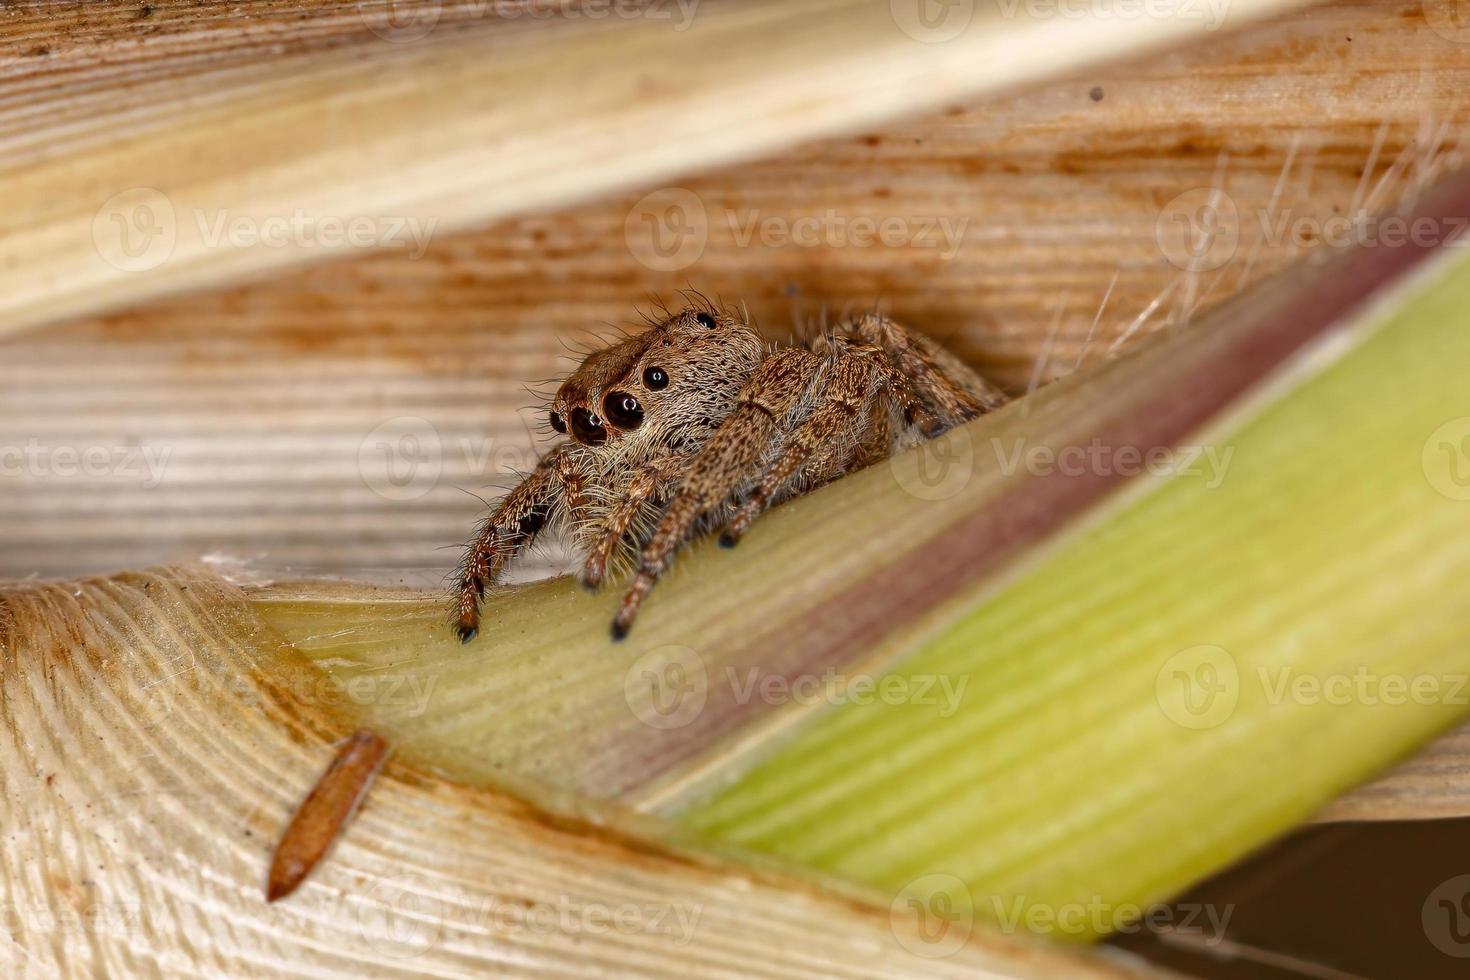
548,411 -> 567,434
695,312 -> 716,329
570,407 -> 607,446
643,367 -> 669,390
603,391 -> 644,429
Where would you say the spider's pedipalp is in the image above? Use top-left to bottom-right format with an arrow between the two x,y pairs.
578,456 -> 683,591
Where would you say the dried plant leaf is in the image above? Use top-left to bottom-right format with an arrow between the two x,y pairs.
0,0 -> 1310,337
0,567 -> 1159,977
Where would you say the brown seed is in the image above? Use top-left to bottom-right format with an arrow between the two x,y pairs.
266,728 -> 389,902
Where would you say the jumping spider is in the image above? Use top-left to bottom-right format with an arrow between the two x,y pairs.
454,301 -> 1007,643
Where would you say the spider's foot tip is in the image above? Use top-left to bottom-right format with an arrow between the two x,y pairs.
579,574 -> 603,593
718,531 -> 740,549
457,625 -> 478,644
609,620 -> 629,642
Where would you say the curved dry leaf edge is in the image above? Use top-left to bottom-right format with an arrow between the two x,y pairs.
0,0 -> 1313,337
0,568 -> 1163,977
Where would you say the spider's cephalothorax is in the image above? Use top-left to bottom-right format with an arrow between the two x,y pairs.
453,303 -> 1006,643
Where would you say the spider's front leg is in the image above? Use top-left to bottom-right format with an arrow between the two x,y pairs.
611,349 -> 821,639
454,444 -> 587,644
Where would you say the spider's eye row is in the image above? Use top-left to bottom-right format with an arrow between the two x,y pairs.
695,312 -> 716,329
643,367 -> 669,390
570,407 -> 608,446
548,411 -> 567,434
603,391 -> 644,429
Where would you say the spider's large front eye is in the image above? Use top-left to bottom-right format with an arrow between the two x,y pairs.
548,411 -> 567,434
603,391 -> 644,429
643,367 -> 669,390
695,312 -> 716,329
570,407 -> 607,446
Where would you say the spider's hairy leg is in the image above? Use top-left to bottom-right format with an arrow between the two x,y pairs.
845,313 -> 1009,426
612,348 -> 821,640
579,456 -> 681,592
718,348 -> 882,549
454,445 -> 586,644
714,343 -> 940,549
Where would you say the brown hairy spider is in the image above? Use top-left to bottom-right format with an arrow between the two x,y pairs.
453,299 -> 1007,643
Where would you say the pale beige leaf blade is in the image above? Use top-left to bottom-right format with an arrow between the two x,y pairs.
0,567 -> 1162,978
